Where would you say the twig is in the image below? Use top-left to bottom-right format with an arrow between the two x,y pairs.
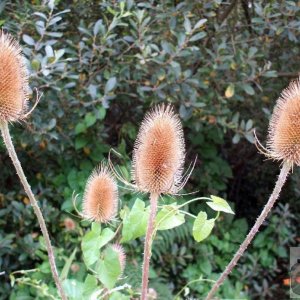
205,161 -> 291,299
0,122 -> 67,300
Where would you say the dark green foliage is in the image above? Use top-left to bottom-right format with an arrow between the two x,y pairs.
0,0 -> 299,299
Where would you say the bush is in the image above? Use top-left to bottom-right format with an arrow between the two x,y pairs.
0,0 -> 299,299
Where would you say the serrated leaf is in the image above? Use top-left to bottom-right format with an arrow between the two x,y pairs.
193,211 -> 215,242
207,195 -> 235,214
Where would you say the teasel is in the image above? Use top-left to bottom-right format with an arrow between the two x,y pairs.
82,164 -> 118,223
131,104 -> 187,300
0,31 -> 67,300
206,78 -> 300,299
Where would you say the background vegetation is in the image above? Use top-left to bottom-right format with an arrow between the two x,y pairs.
0,0 -> 300,299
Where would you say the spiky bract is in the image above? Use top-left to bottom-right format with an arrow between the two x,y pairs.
267,77 -> 300,166
132,104 -> 185,194
82,164 -> 118,223
0,31 -> 29,123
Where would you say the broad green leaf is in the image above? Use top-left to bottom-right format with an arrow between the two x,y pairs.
75,123 -> 86,134
98,228 -> 114,248
193,211 -> 215,242
97,248 -> 121,289
91,222 -> 101,234
121,198 -> 149,243
83,274 -> 98,298
81,230 -> 101,267
207,195 -> 235,214
63,279 -> 84,299
156,205 -> 185,230
84,112 -> 97,127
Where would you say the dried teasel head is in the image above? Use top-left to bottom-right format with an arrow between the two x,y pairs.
132,104 -> 185,194
111,243 -> 126,273
0,31 -> 29,123
267,77 -> 300,166
82,164 -> 118,223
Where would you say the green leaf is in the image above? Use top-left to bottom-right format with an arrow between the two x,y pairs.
84,112 -> 97,127
242,83 -> 255,95
75,123 -> 86,134
156,205 -> 185,230
194,18 -> 207,29
83,274 -> 98,298
63,279 -> 84,299
81,230 -> 101,267
190,32 -> 206,42
105,77 -> 117,93
75,136 -> 88,150
193,211 -> 215,242
121,198 -> 149,243
60,247 -> 77,281
22,34 -> 35,46
97,248 -> 121,289
207,195 -> 235,214
98,228 -> 114,248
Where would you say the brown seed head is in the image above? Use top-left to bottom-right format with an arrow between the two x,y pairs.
132,104 -> 185,194
111,243 -> 126,273
0,31 -> 29,123
267,77 -> 300,166
82,164 -> 118,223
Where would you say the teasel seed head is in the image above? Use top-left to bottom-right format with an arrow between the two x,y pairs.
132,104 -> 185,194
111,243 -> 126,273
82,164 -> 118,223
0,31 -> 29,123
267,77 -> 300,166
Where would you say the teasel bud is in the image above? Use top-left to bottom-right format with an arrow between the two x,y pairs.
267,77 -> 300,166
132,104 -> 185,194
82,164 -> 118,223
111,243 -> 126,274
0,31 -> 29,123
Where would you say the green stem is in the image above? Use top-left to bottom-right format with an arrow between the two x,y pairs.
175,277 -> 216,298
0,122 -> 67,300
205,161 -> 291,300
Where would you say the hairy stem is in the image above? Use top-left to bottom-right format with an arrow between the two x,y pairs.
0,122 -> 67,300
206,161 -> 291,300
141,193 -> 159,300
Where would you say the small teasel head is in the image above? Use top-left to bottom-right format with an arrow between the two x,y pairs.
82,164 -> 118,223
267,77 -> 300,166
111,243 -> 126,273
132,104 -> 185,194
0,31 -> 29,123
